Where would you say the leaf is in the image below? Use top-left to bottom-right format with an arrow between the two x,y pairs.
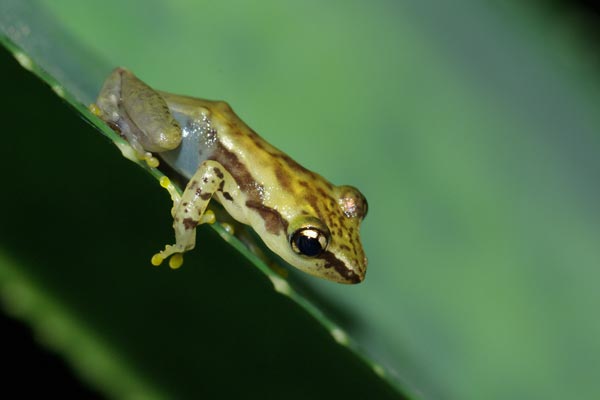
3,1 -> 600,400
0,1 -> 406,399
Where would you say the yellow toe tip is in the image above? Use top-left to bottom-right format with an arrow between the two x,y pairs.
159,176 -> 171,188
89,103 -> 102,116
220,222 -> 235,235
169,253 -> 184,269
151,254 -> 164,266
202,209 -> 216,225
145,155 -> 160,168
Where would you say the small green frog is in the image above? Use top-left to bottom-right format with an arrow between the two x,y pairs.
93,68 -> 368,283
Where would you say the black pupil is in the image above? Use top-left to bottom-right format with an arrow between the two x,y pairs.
296,234 -> 322,257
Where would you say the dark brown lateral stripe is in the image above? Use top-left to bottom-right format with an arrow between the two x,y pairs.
321,251 -> 361,283
210,143 -> 263,199
245,200 -> 288,235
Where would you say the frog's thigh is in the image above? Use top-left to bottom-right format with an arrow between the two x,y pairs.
157,160 -> 228,262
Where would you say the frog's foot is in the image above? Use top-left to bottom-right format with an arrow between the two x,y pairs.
123,145 -> 159,168
219,222 -> 235,235
158,177 -> 182,209
151,246 -> 185,269
90,102 -> 160,168
89,103 -> 102,117
140,152 -> 160,168
150,210 -> 216,270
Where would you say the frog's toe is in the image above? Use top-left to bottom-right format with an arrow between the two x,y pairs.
168,253 -> 184,269
151,253 -> 164,266
89,103 -> 102,116
151,245 -> 186,269
143,153 -> 160,168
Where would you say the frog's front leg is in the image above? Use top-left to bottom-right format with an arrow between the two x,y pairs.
151,160 -> 232,268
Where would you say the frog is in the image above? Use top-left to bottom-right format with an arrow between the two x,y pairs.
92,68 -> 368,283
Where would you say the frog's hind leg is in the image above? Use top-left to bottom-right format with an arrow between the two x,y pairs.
151,160 -> 230,269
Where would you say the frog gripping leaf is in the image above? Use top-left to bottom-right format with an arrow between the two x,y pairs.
93,68 -> 368,283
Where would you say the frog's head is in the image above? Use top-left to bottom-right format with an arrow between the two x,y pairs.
284,185 -> 368,284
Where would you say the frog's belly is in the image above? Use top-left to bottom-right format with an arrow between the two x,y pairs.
159,110 -> 215,180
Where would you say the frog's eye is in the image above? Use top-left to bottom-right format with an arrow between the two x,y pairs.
290,227 -> 329,257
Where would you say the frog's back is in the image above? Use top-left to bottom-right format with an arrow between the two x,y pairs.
160,92 -> 368,283
207,100 -> 335,207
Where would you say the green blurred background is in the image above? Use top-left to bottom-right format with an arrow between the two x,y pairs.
2,1 -> 600,399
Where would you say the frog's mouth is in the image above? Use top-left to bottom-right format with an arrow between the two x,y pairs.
319,250 -> 365,284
